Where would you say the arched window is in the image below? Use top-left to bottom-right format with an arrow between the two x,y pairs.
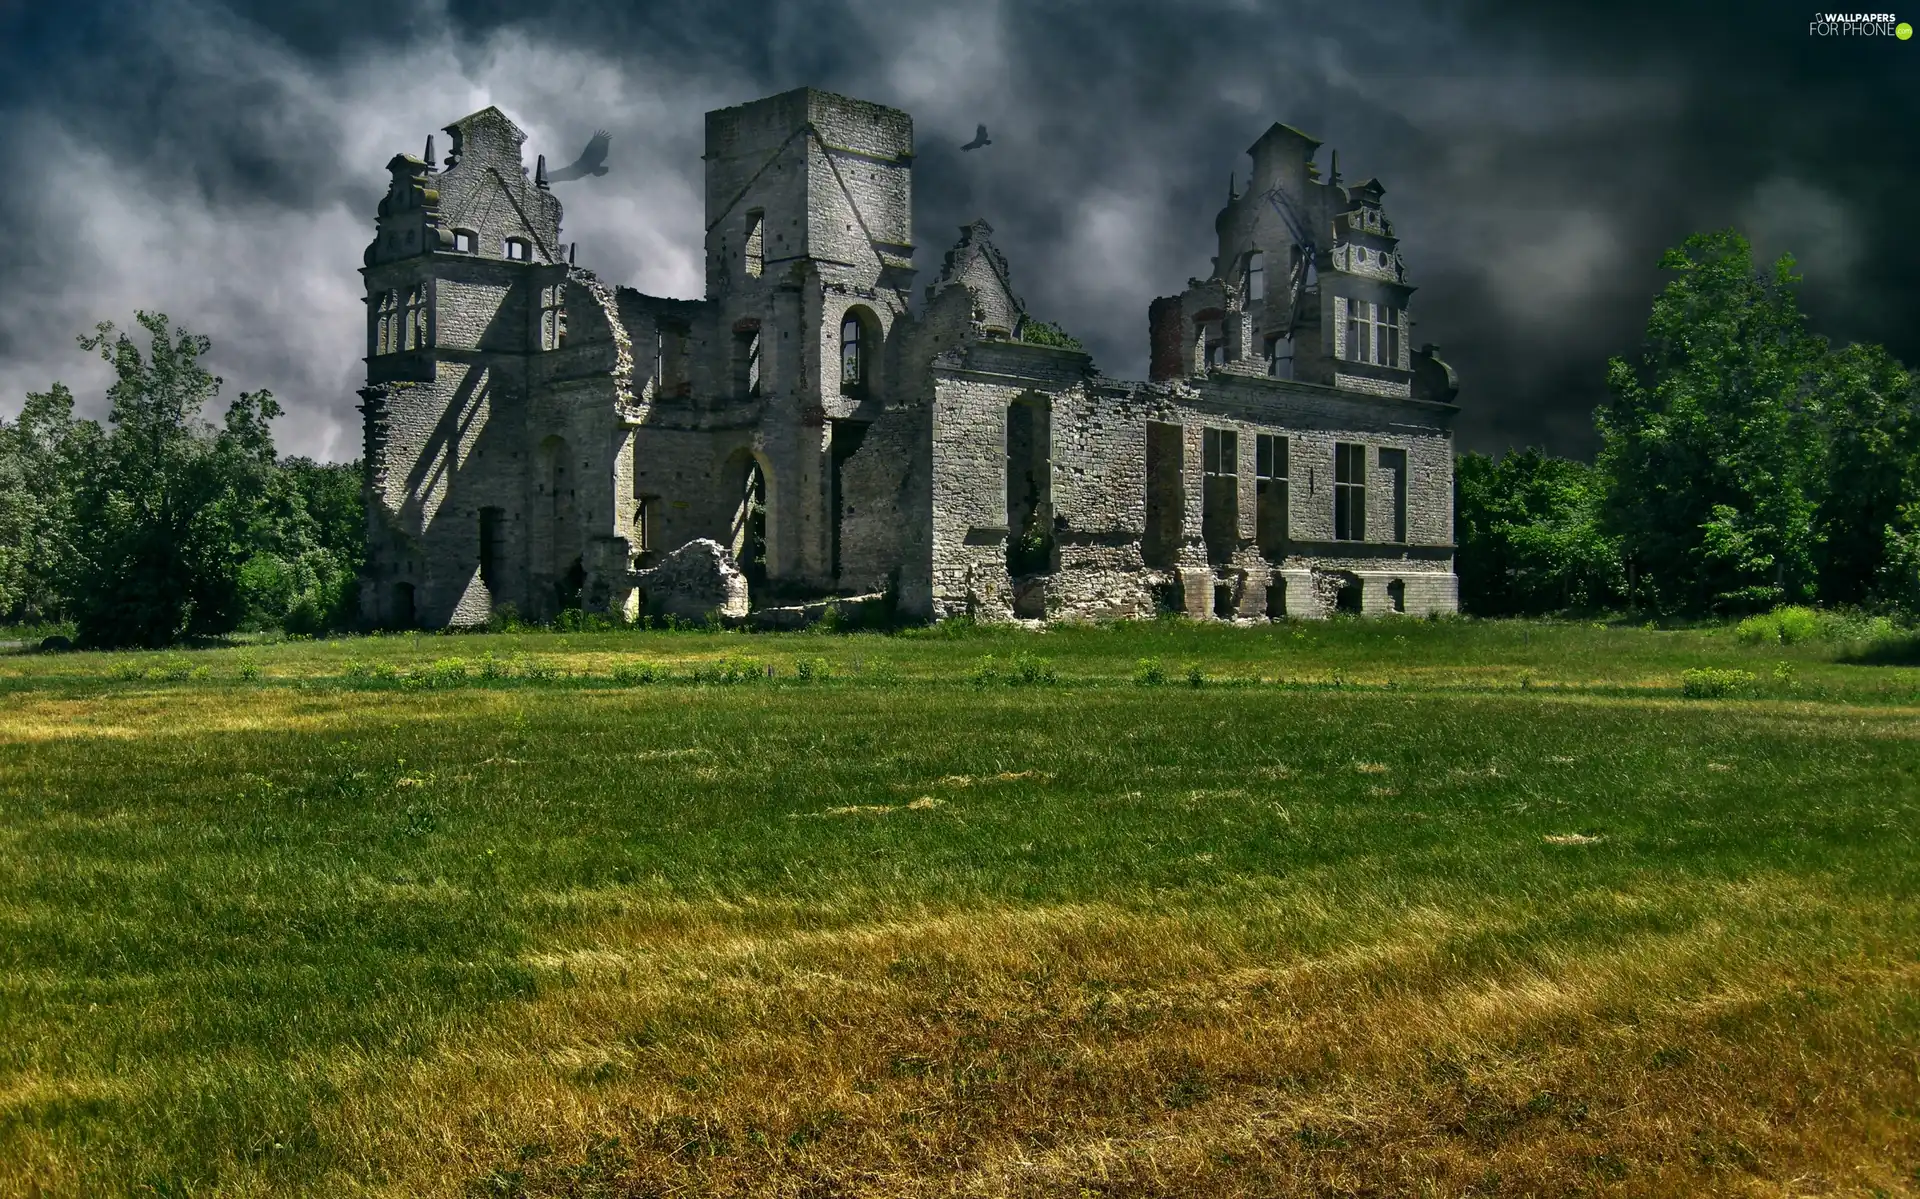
373,288 -> 401,355
840,312 -> 864,396
452,229 -> 476,253
503,237 -> 530,262
403,286 -> 428,350
1246,251 -> 1264,302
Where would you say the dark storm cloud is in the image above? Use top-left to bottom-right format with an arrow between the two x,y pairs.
1,0 -> 1914,461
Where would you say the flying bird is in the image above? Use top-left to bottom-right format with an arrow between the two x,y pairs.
960,124 -> 991,151
546,129 -> 612,182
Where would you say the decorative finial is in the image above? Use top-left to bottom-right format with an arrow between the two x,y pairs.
425,135 -> 435,169
536,154 -> 548,189
1228,172 -> 1236,204
1329,149 -> 1339,186
568,241 -> 577,266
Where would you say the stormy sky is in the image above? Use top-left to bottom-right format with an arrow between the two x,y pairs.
0,0 -> 1913,462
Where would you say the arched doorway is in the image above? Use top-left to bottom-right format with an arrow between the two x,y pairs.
724,448 -> 770,598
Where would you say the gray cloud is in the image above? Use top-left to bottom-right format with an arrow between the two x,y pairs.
1,0 -> 1914,463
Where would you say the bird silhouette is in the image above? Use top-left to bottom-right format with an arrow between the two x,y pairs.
960,123 -> 991,151
547,129 -> 612,182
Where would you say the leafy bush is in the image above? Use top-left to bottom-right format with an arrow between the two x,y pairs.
794,657 -> 831,682
1008,651 -> 1056,685
1735,604 -> 1900,646
401,658 -> 469,690
1680,667 -> 1757,699
1133,657 -> 1167,686
610,661 -> 659,686
1185,662 -> 1205,688
694,656 -> 766,685
1018,318 -> 1084,351
236,655 -> 260,682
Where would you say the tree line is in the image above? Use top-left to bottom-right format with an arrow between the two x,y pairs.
0,312 -> 361,647
1457,230 -> 1920,617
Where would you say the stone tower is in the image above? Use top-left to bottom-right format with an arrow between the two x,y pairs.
692,88 -> 918,590
358,107 -> 572,627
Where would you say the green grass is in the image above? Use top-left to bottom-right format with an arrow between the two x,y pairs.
1,617 -> 1917,1195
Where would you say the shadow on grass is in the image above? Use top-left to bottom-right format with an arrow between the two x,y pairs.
1839,633 -> 1920,666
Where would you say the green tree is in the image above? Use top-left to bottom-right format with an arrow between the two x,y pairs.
1596,230 -> 1824,613
0,383 -> 94,624
60,312 -> 282,646
1455,449 -> 1622,615
238,458 -> 364,633
1809,341 -> 1920,606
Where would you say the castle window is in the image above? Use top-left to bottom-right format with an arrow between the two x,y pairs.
1264,334 -> 1293,379
453,229 -> 476,253
1142,422 -> 1184,571
372,288 -> 400,355
1246,251 -> 1265,302
403,285 -> 429,350
1342,300 -> 1400,366
744,209 -> 764,279
633,496 -> 658,559
1378,447 -> 1408,543
479,507 -> 505,590
734,321 -> 762,397
1201,427 -> 1237,564
1334,441 -> 1367,542
503,237 -> 530,262
1256,433 -> 1287,560
540,282 -> 566,350
841,308 -> 876,397
1203,320 -> 1224,369
655,322 -> 690,397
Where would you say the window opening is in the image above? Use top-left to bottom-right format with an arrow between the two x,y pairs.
1202,426 -> 1238,565
1333,442 -> 1366,541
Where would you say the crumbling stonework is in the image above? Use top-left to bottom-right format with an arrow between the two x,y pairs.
628,538 -> 749,622
359,89 -> 1460,627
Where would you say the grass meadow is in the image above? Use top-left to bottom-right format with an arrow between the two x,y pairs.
0,617 -> 1917,1196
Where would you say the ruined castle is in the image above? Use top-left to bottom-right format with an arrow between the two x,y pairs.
358,88 -> 1460,627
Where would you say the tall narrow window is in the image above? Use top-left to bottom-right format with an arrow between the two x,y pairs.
1143,422 -> 1185,571
1256,433 -> 1288,560
744,209 -> 764,278
1378,447 -> 1408,543
1264,335 -> 1293,379
1382,305 -> 1401,368
735,323 -> 762,397
540,282 -> 566,350
1334,442 -> 1367,541
1202,427 -> 1238,564
1203,321 -> 1225,369
840,312 -> 865,396
479,507 -> 505,590
1246,251 -> 1264,303
373,289 -> 400,355
403,285 -> 429,350
1345,300 -> 1365,363
633,496 -> 657,560
652,328 -> 664,392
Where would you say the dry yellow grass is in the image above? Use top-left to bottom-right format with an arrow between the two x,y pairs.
74,882 -> 1873,1195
